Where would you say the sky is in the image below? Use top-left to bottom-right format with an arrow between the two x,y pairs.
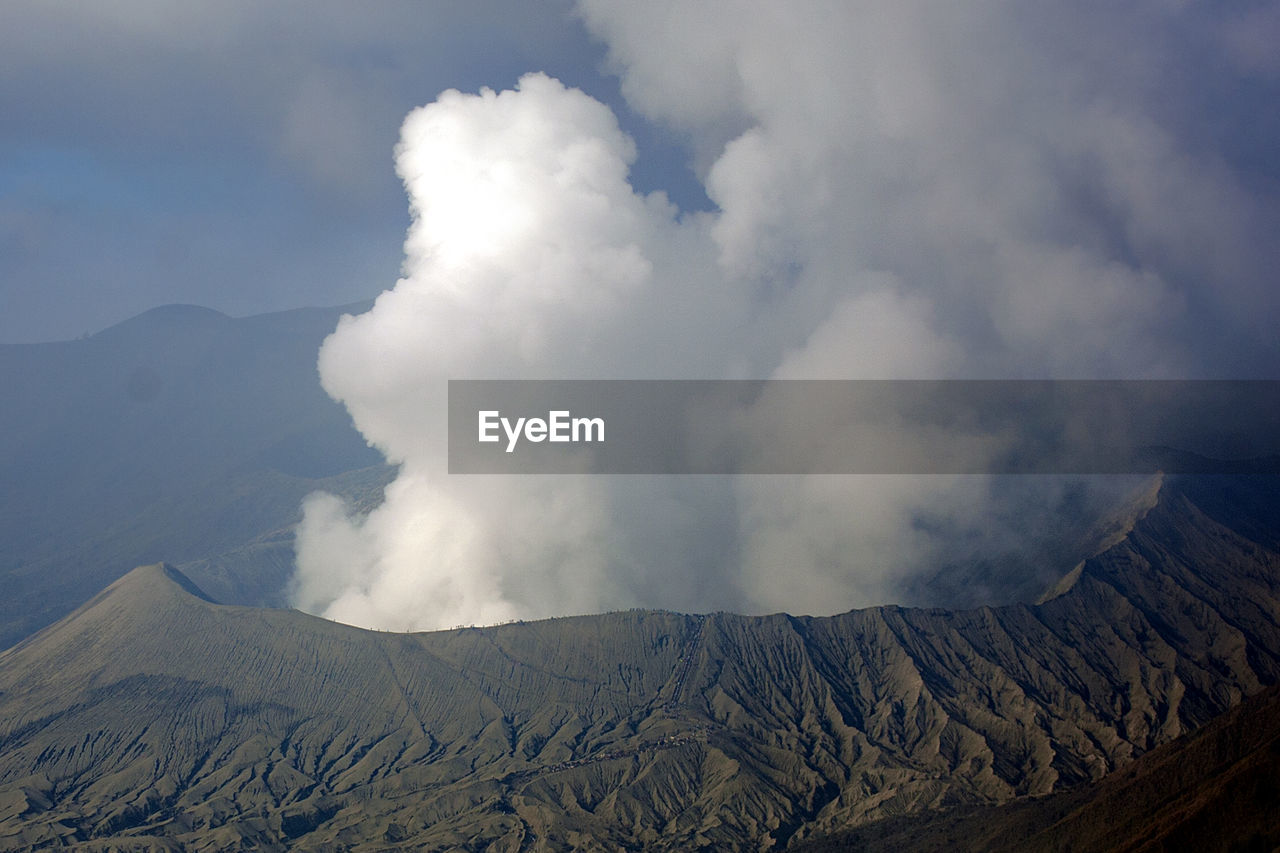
7,1 -> 1280,630
0,0 -> 706,343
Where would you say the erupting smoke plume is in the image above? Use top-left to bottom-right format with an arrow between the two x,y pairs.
291,3 -> 1280,630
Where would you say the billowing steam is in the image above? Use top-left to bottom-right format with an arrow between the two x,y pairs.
291,4 -> 1279,630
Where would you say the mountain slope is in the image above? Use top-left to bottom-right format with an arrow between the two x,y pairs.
0,475 -> 1277,850
795,678 -> 1280,852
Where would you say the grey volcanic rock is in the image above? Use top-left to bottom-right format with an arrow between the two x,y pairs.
0,475 -> 1277,850
796,677 -> 1280,852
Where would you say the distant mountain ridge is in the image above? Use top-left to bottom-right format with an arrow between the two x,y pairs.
0,302 -> 388,648
0,474 -> 1277,850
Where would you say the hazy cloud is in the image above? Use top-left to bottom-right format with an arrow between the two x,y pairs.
288,2 -> 1280,629
0,1 -> 627,342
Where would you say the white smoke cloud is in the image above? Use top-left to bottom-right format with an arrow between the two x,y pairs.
292,4 -> 1279,629
290,74 -> 675,629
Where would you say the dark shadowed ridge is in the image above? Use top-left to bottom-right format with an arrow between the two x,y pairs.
795,679 -> 1280,852
0,474 -> 1277,850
